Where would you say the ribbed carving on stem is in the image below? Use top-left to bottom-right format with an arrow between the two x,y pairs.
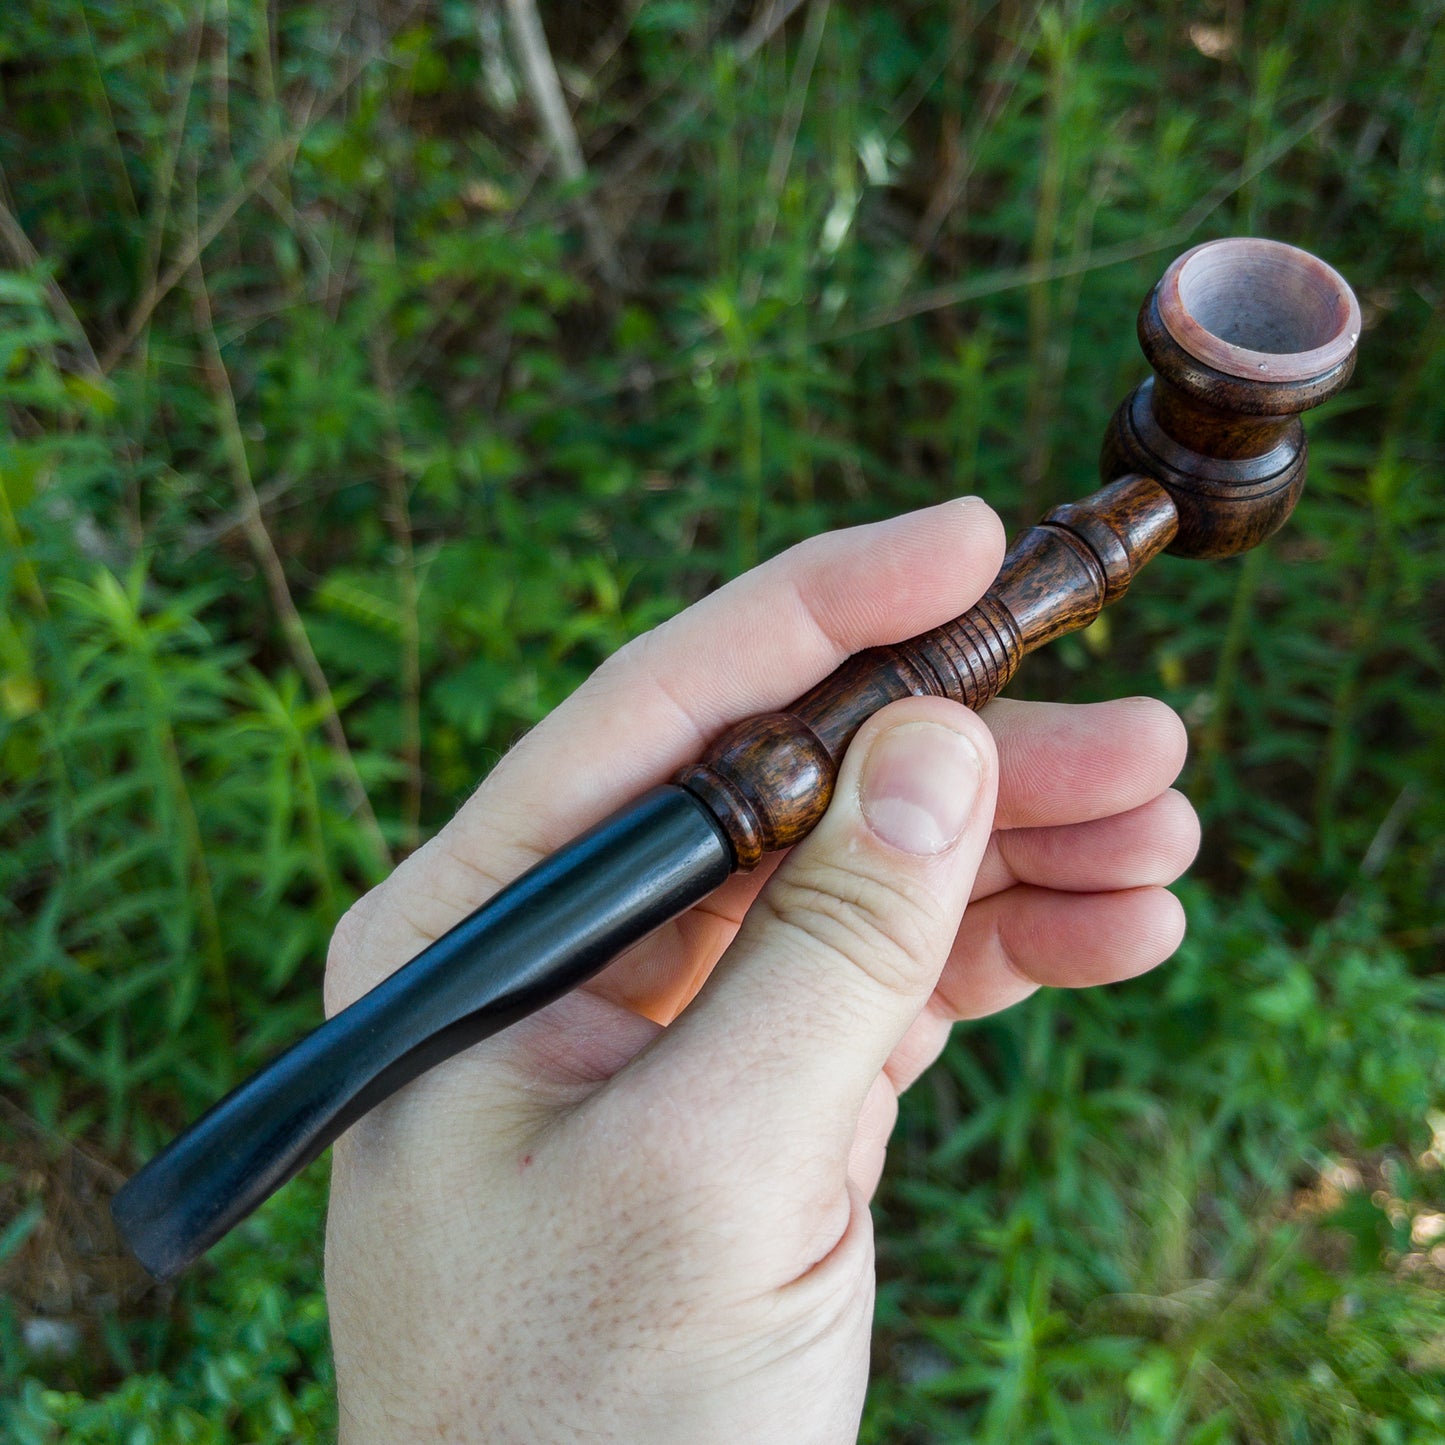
676,476 -> 1179,869
902,592 -> 1024,709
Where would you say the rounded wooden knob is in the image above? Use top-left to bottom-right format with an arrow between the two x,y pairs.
1102,238 -> 1361,558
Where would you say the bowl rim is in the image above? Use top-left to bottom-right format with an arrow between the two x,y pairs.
1156,237 -> 1361,384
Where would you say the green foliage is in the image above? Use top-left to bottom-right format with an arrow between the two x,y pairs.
0,0 -> 1441,1437
868,888 -> 1445,1442
2,1171 -> 333,1443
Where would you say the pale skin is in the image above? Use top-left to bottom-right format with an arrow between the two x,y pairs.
324,497 -> 1201,1443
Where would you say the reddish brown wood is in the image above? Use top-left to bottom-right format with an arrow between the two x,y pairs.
677,238 -> 1360,869
676,475 -> 1177,868
1102,238 -> 1359,559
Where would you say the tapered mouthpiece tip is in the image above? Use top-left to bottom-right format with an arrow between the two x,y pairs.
1157,237 -> 1360,384
111,1182 -> 195,1281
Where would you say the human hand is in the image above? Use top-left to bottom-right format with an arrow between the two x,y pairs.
323,497 -> 1199,1443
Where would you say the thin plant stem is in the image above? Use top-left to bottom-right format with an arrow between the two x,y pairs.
146,651 -> 231,1034
503,0 -> 625,288
369,334 -> 424,853
1197,542 -> 1266,786
0,464 -> 50,615
100,9 -> 419,374
188,265 -> 391,873
0,168 -> 101,376
1020,16 -> 1071,521
752,0 -> 830,255
288,693 -> 341,927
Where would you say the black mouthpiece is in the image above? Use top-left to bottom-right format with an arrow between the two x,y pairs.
112,785 -> 732,1279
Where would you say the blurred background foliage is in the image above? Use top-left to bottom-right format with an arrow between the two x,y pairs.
0,0 -> 1442,1438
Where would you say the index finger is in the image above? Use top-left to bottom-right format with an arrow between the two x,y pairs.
331,499 -> 1006,1005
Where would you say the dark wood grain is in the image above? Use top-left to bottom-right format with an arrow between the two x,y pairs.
676,475 -> 1177,867
677,238 -> 1360,869
1102,238 -> 1359,559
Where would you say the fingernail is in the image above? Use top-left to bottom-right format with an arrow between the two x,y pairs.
860,721 -> 980,856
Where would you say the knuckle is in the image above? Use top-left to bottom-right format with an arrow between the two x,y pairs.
1166,788 -> 1204,868
596,623 -> 665,686
324,890 -> 378,1016
990,909 -> 1038,992
759,859 -> 944,999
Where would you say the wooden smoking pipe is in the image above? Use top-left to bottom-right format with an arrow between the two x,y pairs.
112,237 -> 1360,1279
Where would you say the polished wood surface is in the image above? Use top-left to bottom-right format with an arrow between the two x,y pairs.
678,238 -> 1359,869
675,474 -> 1178,867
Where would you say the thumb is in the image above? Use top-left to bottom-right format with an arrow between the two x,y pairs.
621,695 -> 997,1157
